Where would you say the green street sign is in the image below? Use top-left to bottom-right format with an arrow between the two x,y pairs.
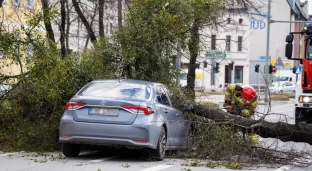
205,51 -> 226,58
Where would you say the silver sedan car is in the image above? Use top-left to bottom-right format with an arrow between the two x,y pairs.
59,79 -> 193,160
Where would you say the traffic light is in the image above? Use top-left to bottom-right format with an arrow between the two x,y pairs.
255,64 -> 260,73
269,65 -> 274,74
214,62 -> 220,73
292,67 -> 296,74
203,61 -> 208,68
228,61 -> 234,71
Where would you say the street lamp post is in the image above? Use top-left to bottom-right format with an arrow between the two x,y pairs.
264,0 -> 271,102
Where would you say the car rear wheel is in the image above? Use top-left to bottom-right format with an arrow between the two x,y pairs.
150,127 -> 167,161
62,143 -> 81,157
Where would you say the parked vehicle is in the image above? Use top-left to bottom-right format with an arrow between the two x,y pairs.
179,69 -> 205,92
59,79 -> 193,160
269,81 -> 295,93
272,70 -> 296,84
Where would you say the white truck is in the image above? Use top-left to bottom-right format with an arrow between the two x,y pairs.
272,70 -> 296,84
179,69 -> 205,92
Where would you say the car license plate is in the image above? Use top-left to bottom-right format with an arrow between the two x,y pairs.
88,108 -> 119,116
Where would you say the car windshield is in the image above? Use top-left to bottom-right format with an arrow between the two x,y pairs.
78,82 -> 151,100
180,73 -> 187,80
273,77 -> 289,82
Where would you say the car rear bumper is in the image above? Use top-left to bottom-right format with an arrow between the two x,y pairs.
59,113 -> 162,149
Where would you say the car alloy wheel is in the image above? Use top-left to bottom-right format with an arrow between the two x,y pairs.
150,127 -> 167,161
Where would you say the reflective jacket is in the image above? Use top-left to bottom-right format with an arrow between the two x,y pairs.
224,83 -> 258,117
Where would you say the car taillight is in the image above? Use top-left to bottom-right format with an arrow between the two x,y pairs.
122,106 -> 154,115
65,102 -> 85,110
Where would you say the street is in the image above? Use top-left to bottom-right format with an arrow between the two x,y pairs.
0,150 -> 289,171
0,96 -> 311,171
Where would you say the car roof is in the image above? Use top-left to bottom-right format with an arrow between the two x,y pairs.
91,79 -> 161,87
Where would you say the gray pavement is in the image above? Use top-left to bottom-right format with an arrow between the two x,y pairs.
0,151 -> 291,171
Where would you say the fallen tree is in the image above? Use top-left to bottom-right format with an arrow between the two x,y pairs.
192,104 -> 312,145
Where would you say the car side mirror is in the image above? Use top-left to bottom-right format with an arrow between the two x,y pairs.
183,104 -> 193,112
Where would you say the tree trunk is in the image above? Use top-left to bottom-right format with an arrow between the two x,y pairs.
99,0 -> 105,37
41,0 -> 55,43
84,3 -> 98,49
187,18 -> 200,99
193,104 -> 312,145
60,0 -> 66,58
72,0 -> 97,43
65,0 -> 71,52
118,0 -> 122,29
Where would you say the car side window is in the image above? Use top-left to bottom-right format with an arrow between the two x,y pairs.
156,86 -> 171,106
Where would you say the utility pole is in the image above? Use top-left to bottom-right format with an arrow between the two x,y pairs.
264,0 -> 271,102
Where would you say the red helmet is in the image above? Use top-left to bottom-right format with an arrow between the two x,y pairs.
241,85 -> 256,101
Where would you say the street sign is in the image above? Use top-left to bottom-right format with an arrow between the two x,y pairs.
259,56 -> 271,60
296,67 -> 301,74
275,57 -> 284,66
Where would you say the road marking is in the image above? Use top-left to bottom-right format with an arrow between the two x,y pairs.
0,153 -> 15,157
89,156 -> 119,163
140,165 -> 173,171
274,165 -> 292,171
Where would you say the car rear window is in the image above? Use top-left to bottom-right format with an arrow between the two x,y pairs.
78,82 -> 151,100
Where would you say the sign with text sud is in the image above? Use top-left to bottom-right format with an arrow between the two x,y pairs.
205,51 -> 227,58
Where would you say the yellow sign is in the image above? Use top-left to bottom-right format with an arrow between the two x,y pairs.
271,59 -> 276,66
271,59 -> 291,67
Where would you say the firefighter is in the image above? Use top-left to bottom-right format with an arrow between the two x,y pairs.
223,83 -> 258,146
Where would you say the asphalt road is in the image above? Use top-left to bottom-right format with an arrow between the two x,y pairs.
0,151 -> 291,171
0,96 -> 311,171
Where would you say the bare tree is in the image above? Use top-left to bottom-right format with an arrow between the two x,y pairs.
99,0 -> 105,37
118,0 -> 122,29
72,0 -> 97,43
41,0 -> 55,43
60,0 -> 66,58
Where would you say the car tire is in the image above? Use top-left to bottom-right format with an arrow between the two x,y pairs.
62,143 -> 81,157
292,90 -> 295,94
150,127 -> 167,161
279,90 -> 283,93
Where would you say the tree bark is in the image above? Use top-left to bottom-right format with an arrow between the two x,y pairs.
118,0 -> 122,29
60,0 -> 66,58
187,18 -> 200,99
99,0 -> 105,37
72,0 -> 97,43
65,0 -> 71,52
41,0 -> 55,43
193,104 -> 312,145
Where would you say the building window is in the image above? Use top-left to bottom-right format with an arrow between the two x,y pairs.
239,18 -> 243,24
225,35 -> 231,51
224,65 -> 244,84
2,0 -> 7,5
109,22 -> 113,35
234,66 -> 244,83
211,35 -> 216,50
27,0 -> 35,10
227,17 -> 231,24
14,0 -> 22,8
237,36 -> 242,51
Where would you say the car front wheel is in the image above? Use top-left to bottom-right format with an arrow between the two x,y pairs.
150,127 -> 167,161
62,143 -> 81,157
